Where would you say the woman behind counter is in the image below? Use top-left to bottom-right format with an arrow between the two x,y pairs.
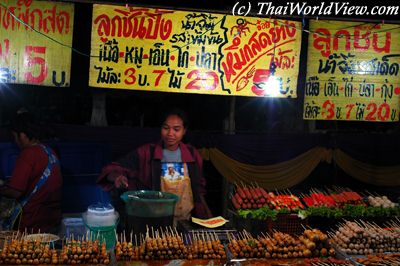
0,111 -> 62,233
97,108 -> 212,224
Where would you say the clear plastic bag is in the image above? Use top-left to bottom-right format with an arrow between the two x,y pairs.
0,197 -> 22,229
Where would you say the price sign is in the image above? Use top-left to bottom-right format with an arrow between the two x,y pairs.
0,0 -> 74,86
89,5 -> 302,97
304,20 -> 400,122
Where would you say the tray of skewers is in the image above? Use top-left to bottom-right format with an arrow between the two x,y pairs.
230,182 -> 305,211
351,253 -> 400,266
329,219 -> 400,265
0,232 -> 110,265
226,228 -> 335,259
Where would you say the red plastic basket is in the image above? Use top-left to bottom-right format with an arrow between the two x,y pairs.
271,213 -> 308,235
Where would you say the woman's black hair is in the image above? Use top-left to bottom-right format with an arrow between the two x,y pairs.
10,111 -> 43,140
161,108 -> 189,128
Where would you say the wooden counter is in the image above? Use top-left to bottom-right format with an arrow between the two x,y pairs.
113,258 -> 305,265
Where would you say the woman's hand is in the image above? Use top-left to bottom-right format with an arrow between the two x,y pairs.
114,175 -> 129,188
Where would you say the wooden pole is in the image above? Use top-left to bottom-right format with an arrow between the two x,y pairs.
90,91 -> 108,126
221,97 -> 236,217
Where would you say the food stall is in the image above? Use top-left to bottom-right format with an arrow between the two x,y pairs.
0,0 -> 399,265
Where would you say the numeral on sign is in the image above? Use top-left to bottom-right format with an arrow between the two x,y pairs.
124,68 -> 136,85
322,100 -> 335,119
24,46 -> 48,83
153,70 -> 166,87
366,102 -> 391,121
186,70 -> 218,91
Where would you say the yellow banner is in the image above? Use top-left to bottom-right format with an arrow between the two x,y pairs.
304,20 -> 400,122
89,5 -> 302,97
0,0 -> 74,87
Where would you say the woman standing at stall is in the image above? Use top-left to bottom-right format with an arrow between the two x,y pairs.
0,111 -> 62,233
97,108 -> 212,223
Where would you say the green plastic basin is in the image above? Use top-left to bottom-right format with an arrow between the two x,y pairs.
120,190 -> 179,218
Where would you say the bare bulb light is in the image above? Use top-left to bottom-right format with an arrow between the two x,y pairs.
266,75 -> 281,97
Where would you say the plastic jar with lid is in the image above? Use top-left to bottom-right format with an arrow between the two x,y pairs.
82,203 -> 119,227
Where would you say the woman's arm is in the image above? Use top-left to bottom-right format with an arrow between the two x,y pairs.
97,149 -> 140,191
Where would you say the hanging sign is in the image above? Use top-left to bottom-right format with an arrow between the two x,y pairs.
89,4 -> 302,97
0,0 -> 74,87
304,20 -> 400,122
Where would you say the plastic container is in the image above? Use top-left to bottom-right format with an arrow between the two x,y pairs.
84,224 -> 116,250
82,203 -> 119,250
120,190 -> 179,235
82,203 -> 118,227
61,217 -> 86,239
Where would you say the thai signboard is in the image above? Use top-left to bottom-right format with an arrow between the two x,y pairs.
89,5 -> 302,97
304,20 -> 400,122
0,0 -> 74,87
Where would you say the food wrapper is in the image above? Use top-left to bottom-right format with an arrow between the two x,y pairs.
191,216 -> 228,228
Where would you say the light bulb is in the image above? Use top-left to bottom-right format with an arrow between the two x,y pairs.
266,75 -> 281,97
